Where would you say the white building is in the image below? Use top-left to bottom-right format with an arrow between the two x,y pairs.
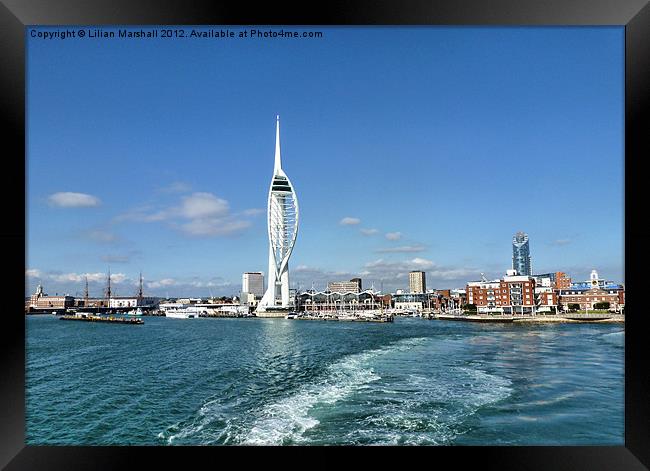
327,281 -> 360,293
242,272 -> 265,298
109,296 -> 158,308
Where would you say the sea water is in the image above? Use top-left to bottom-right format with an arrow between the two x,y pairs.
25,316 -> 624,445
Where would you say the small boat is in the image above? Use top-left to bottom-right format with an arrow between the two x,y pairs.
285,312 -> 298,319
165,306 -> 200,319
126,307 -> 144,316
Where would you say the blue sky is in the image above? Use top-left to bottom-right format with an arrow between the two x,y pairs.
26,26 -> 624,297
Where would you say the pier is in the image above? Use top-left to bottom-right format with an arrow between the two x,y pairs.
433,313 -> 624,323
295,311 -> 393,323
60,314 -> 144,325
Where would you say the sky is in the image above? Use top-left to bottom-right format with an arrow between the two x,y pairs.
26,26 -> 624,298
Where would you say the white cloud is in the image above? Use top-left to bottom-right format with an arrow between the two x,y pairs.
340,217 -> 361,226
143,277 -> 236,296
180,218 -> 251,237
25,268 -> 42,278
160,181 -> 192,193
385,232 -> 402,241
49,272 -> 112,283
361,258 -> 476,288
242,208 -> 265,216
179,193 -> 229,219
101,255 -> 130,263
147,278 -> 176,289
48,192 -> 100,208
111,273 -> 127,283
360,228 -> 379,236
116,192 -> 252,238
410,257 -> 435,269
86,230 -> 119,244
376,245 -> 426,253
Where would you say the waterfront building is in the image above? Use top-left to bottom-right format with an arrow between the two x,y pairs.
534,285 -> 558,312
28,284 -> 45,309
242,272 -> 265,298
569,269 -> 620,291
34,295 -> 75,310
240,292 -> 258,307
392,292 -> 436,311
350,278 -> 362,292
327,280 -> 361,293
26,284 -> 76,311
82,297 -> 108,308
466,279 -> 501,312
555,271 -> 572,289
557,269 -> 625,310
512,231 -> 532,276
296,289 -> 383,313
428,289 -> 465,311
409,271 -> 427,294
466,273 -> 536,314
256,116 -> 299,317
533,273 -> 555,288
557,286 -> 625,311
108,296 -> 159,309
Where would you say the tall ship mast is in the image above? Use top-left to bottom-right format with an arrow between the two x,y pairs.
137,272 -> 144,303
84,276 -> 89,307
105,267 -> 112,309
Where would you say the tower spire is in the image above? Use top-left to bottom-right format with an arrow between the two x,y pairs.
274,115 -> 282,173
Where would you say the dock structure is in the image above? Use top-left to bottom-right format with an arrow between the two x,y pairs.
60,314 -> 144,325
434,313 -> 624,323
296,310 -> 393,323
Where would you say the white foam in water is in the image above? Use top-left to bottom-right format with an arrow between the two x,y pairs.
351,364 -> 513,445
240,337 -> 428,445
602,331 -> 624,347
159,397 -> 242,445
159,337 -> 511,446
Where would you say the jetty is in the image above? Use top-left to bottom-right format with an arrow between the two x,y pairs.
60,313 -> 144,325
296,310 -> 393,323
437,314 -> 513,323
434,312 -> 624,324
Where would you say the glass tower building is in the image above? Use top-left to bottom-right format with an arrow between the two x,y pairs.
512,231 -> 532,276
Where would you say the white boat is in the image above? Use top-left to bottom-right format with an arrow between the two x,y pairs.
285,312 -> 298,319
165,306 -> 201,319
126,307 -> 144,316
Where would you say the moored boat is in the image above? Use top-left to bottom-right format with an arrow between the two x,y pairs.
165,306 -> 200,319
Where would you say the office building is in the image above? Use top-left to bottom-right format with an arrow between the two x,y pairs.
512,231 -> 532,276
327,280 -> 361,293
409,271 -> 426,294
242,272 -> 265,298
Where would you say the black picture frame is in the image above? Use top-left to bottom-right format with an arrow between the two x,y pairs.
2,0 -> 648,469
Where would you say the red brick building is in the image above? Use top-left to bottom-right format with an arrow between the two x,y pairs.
466,275 -> 536,314
557,286 -> 625,311
555,272 -> 572,289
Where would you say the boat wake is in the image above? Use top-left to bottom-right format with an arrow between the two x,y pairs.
159,336 -> 513,446
601,331 -> 624,347
239,337 -> 428,445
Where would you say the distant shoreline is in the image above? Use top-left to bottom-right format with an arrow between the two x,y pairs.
435,314 -> 624,324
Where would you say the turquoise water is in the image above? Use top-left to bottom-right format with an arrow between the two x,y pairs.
25,315 -> 624,445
